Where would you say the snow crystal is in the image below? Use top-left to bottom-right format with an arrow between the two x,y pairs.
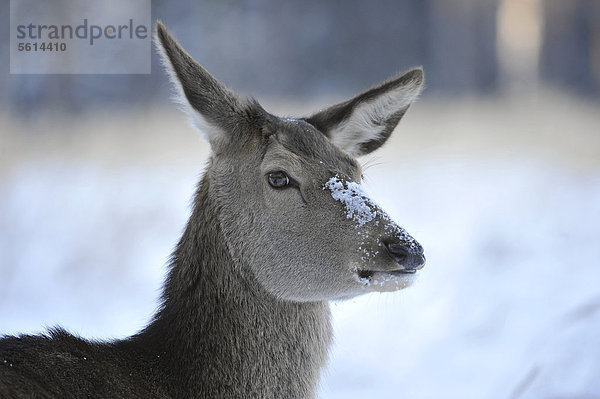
324,176 -> 377,226
354,272 -> 371,287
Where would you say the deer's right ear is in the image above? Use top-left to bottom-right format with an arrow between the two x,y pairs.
154,21 -> 245,150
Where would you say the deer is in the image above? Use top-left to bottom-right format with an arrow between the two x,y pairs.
0,21 -> 425,398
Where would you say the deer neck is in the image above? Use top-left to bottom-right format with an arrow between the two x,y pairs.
141,173 -> 332,398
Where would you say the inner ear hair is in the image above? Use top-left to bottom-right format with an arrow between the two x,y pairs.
304,68 -> 424,157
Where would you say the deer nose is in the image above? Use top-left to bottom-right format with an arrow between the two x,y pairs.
384,241 -> 425,271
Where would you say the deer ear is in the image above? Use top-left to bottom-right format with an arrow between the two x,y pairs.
305,68 -> 424,157
154,21 -> 246,149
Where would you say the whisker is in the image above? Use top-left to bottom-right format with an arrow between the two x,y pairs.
361,156 -> 386,172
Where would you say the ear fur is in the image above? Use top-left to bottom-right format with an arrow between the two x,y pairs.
305,69 -> 424,157
154,21 -> 246,149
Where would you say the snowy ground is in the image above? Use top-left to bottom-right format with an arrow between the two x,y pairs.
1,96 -> 599,398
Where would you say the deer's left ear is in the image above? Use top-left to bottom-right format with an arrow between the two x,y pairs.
305,68 -> 424,157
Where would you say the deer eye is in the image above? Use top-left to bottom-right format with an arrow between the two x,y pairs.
267,171 -> 290,188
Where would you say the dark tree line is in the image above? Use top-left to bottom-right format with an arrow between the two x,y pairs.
1,0 -> 598,116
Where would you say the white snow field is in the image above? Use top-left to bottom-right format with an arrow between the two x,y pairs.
1,96 -> 599,398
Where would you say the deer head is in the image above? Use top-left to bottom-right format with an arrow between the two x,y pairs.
155,22 -> 425,302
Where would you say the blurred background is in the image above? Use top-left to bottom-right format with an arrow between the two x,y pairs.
1,1 -> 600,398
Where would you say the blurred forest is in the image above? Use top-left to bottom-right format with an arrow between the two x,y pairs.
1,0 -> 599,116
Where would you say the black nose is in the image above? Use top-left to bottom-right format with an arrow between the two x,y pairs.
384,241 -> 425,271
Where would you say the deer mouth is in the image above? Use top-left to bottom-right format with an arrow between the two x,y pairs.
356,268 -> 416,280
386,269 -> 418,275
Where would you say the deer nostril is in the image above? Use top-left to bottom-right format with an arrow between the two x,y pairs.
384,241 -> 425,270
385,242 -> 410,263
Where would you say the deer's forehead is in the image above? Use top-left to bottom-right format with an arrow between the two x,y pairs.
263,119 -> 360,178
